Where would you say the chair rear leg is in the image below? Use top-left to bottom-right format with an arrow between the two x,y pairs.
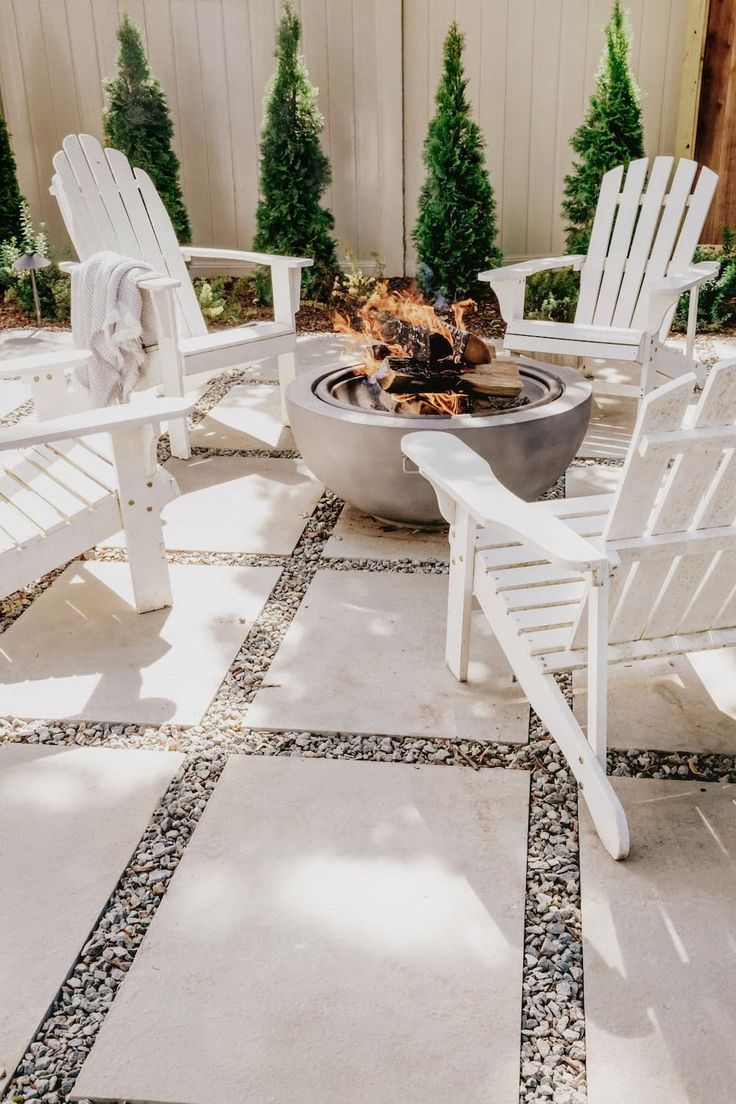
111,424 -> 173,613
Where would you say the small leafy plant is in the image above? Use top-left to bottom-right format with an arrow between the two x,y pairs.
196,279 -> 226,320
337,244 -> 386,299
524,267 -> 581,324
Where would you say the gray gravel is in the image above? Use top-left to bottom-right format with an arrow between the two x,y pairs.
1,351 -> 734,1104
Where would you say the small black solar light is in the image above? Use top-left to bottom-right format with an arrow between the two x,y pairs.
12,250 -> 50,328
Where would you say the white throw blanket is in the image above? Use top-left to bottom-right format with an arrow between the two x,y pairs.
71,251 -> 158,406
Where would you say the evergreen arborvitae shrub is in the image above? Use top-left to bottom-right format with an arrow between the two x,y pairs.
104,14 -> 191,243
562,0 -> 644,253
0,112 -> 24,245
412,21 -> 501,301
253,2 -> 338,302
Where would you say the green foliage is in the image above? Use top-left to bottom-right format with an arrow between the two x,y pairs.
524,267 -> 580,324
0,113 -> 24,245
562,1 -> 644,254
0,201 -> 70,321
338,244 -> 386,299
412,21 -> 501,301
253,2 -> 338,302
673,229 -> 736,333
196,279 -> 226,320
104,14 -> 191,243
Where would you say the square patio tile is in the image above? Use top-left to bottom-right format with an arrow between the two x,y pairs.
248,570 -> 529,742
323,505 -> 449,562
104,455 -> 323,554
190,382 -> 296,451
73,755 -> 529,1104
565,462 -> 622,499
0,561 -> 280,725
573,648 -> 736,754
0,744 -> 181,1096
581,777 -> 736,1104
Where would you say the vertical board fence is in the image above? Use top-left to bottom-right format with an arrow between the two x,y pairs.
0,0 -> 693,270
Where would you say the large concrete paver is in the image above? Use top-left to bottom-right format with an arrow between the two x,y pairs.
323,505 -> 449,562
0,561 -> 280,725
74,755 -> 529,1104
581,777 -> 736,1104
0,744 -> 182,1096
248,569 -> 529,742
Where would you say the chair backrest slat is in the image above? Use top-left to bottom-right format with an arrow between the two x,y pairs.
51,134 -> 206,339
610,156 -> 673,328
592,158 -> 649,326
575,165 -> 624,324
575,157 -> 717,333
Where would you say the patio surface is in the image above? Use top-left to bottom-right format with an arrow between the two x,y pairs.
1,330 -> 735,1104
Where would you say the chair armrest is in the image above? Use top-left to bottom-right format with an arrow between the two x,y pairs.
181,246 -> 313,269
0,348 -> 92,380
0,396 -> 195,452
478,256 -> 585,324
401,431 -> 608,583
478,255 -> 585,282
58,261 -> 180,292
643,262 -> 721,333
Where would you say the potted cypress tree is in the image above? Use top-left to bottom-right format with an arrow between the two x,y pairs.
562,0 -> 644,253
253,2 -> 338,302
104,14 -> 191,244
412,21 -> 501,302
0,112 -> 23,245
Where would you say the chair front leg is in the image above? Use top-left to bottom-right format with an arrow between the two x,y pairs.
586,573 -> 609,769
111,424 -> 173,613
445,506 -> 476,681
146,286 -> 191,459
278,351 -> 297,426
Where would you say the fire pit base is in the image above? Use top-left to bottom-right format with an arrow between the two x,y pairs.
287,357 -> 592,527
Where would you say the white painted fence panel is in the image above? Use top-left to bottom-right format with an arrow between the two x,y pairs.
0,0 -> 691,273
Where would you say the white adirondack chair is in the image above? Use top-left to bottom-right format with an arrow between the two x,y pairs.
49,134 -> 312,457
402,360 -> 736,859
0,348 -> 193,614
482,157 -> 719,401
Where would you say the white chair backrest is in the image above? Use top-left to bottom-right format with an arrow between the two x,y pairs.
572,362 -> 736,648
50,134 -> 206,339
575,156 -> 718,334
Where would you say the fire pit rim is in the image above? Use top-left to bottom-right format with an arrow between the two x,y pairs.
292,356 -> 591,430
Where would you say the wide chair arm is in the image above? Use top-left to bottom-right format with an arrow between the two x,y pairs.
401,431 -> 608,583
0,395 -> 195,452
180,246 -> 313,269
181,247 -> 313,330
644,261 -> 720,338
478,255 -> 586,324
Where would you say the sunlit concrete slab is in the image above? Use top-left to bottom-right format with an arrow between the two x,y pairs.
190,382 -> 296,451
248,570 -> 529,742
574,649 -> 736,754
243,331 -> 360,381
0,328 -> 75,362
323,505 -> 449,562
0,561 -> 280,725
581,777 -> 736,1104
105,456 -> 322,555
565,463 -> 622,498
74,755 -> 529,1104
0,744 -> 181,1096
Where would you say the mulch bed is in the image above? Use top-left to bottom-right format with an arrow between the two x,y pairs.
1,276 -> 506,341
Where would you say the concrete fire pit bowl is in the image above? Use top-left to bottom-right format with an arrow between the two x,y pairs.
287,356 -> 592,527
